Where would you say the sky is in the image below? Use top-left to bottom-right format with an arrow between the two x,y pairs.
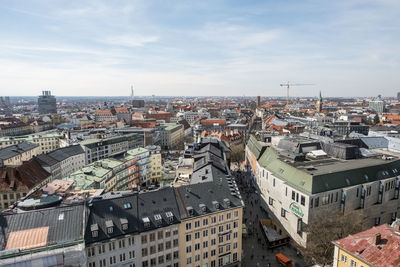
0,0 -> 399,97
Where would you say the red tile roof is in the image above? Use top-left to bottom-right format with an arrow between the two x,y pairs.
333,224 -> 400,267
201,119 -> 226,126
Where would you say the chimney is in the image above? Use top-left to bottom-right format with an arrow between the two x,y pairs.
374,233 -> 381,245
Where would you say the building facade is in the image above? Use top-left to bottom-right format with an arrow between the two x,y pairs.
38,90 -> 57,114
246,135 -> 400,247
146,145 -> 162,184
0,132 -> 65,154
0,142 -> 39,167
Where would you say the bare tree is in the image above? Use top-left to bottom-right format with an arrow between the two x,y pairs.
230,143 -> 245,163
298,208 -> 367,266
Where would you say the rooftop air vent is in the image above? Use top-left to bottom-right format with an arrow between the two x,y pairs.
143,217 -> 150,228
212,201 -> 220,210
120,218 -> 128,231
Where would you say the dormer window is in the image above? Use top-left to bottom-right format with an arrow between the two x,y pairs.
154,214 -> 162,225
91,223 -> 99,238
105,220 -> 114,234
224,198 -> 231,207
187,206 -> 194,216
165,211 -> 174,223
212,201 -> 220,210
120,218 -> 128,231
199,204 -> 206,213
123,203 -> 132,209
143,217 -> 150,228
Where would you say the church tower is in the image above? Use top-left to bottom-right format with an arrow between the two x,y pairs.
316,91 -> 322,112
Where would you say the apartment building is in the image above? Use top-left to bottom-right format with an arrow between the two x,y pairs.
158,123 -> 184,150
80,134 -> 139,164
333,220 -> 400,267
0,142 -> 39,167
146,145 -> 162,183
64,147 -> 149,191
0,132 -> 64,154
34,144 -> 85,179
0,160 -> 50,209
246,135 -> 400,247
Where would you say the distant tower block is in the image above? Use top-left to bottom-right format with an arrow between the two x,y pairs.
316,91 -> 322,112
256,96 -> 261,107
130,85 -> 134,100
38,90 -> 57,114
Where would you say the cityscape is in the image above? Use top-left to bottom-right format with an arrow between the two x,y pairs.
1,1 -> 400,267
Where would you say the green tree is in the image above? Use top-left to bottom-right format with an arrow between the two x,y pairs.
374,114 -> 380,124
297,208 -> 367,266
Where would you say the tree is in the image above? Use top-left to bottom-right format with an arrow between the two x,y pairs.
297,208 -> 367,266
374,114 -> 380,124
230,143 -> 245,164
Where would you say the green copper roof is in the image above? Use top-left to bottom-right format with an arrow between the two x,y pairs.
246,134 -> 268,160
258,146 -> 400,195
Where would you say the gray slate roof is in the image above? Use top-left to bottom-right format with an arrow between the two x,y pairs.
0,142 -> 38,161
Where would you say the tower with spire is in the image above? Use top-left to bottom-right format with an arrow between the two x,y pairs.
316,91 -> 322,112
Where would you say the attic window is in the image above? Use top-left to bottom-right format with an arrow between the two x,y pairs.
364,174 -> 369,181
105,220 -> 114,234
224,198 -> 231,207
58,213 -> 64,220
109,206 -> 113,212
279,168 -> 284,173
120,218 -> 128,231
345,178 -> 350,186
199,204 -> 207,212
165,211 -> 174,223
123,203 -> 132,209
187,206 -> 194,216
154,214 -> 162,225
91,223 -> 99,237
212,201 -> 220,210
143,217 -> 150,228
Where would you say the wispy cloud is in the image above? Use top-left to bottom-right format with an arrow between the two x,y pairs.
102,35 -> 159,47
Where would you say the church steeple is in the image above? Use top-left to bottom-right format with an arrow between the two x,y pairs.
316,91 -> 322,112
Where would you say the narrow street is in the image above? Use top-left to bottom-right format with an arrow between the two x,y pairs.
232,165 -> 306,267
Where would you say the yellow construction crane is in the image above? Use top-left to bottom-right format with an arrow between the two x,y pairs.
280,82 -> 314,109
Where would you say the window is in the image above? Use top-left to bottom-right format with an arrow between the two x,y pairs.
158,243 -> 164,252
186,246 -> 192,253
158,255 -> 164,264
227,213 -> 231,220
219,225 -> 224,232
211,249 -> 216,256
173,251 -> 179,259
195,243 -> 200,250
273,178 -> 275,187
292,191 -> 295,200
234,232 -> 238,239
219,246 -> 223,254
233,252 -> 238,262
211,216 -> 216,223
211,227 -> 216,234
186,223 -> 192,231
195,220 -> 200,228
173,239 -> 178,247
269,197 -> 273,205
203,241 -> 208,248
375,217 -> 380,226
233,242 -> 238,249
340,254 -> 347,263
166,229 -> 171,238
158,231 -> 163,239
195,232 -> 200,239
226,223 -> 231,230
219,214 -> 224,222
166,241 -> 171,249
301,196 -> 305,206
350,259 -> 357,267
186,234 -> 191,242
203,252 -> 208,259
150,245 -> 156,254
279,208 -> 286,219
203,229 -> 208,237
187,258 -> 192,264
315,197 -> 319,207
142,235 -> 147,244
149,233 -> 155,242
297,218 -> 302,233
142,248 -> 148,257
203,218 -> 208,226
195,255 -> 200,262
211,238 -> 216,245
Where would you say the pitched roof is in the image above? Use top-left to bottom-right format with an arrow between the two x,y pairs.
0,205 -> 85,252
0,142 -> 38,161
333,224 -> 400,267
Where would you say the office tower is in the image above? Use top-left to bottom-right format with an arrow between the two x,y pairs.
38,90 -> 57,114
